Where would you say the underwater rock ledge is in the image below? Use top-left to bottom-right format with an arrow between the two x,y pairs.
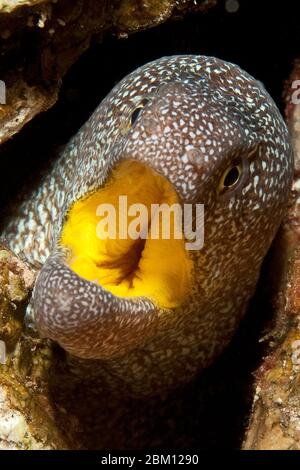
0,0 -> 217,144
0,246 -> 71,449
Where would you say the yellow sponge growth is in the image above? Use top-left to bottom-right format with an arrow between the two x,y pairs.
60,160 -> 192,308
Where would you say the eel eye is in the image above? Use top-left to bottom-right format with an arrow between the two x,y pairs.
130,98 -> 149,126
221,164 -> 242,188
218,159 -> 249,198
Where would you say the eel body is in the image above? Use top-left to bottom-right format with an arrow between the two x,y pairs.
2,56 -> 293,395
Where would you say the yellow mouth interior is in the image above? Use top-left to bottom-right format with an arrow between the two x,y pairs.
60,160 -> 192,308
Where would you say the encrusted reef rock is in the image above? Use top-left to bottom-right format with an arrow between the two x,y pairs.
0,246 -> 35,352
243,66 -> 300,451
0,246 -> 70,449
0,0 -> 217,144
243,246 -> 300,450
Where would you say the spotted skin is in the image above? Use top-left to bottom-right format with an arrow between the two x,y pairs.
2,56 -> 293,395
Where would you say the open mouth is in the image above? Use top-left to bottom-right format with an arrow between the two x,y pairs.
60,159 -> 192,309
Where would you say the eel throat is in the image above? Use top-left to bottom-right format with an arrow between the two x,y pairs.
60,159 -> 193,309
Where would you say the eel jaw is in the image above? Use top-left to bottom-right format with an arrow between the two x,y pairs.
33,248 -> 160,359
33,160 -> 193,359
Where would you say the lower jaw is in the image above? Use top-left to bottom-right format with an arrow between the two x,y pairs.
60,159 -> 193,310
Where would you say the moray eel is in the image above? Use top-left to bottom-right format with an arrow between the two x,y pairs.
2,55 -> 293,395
